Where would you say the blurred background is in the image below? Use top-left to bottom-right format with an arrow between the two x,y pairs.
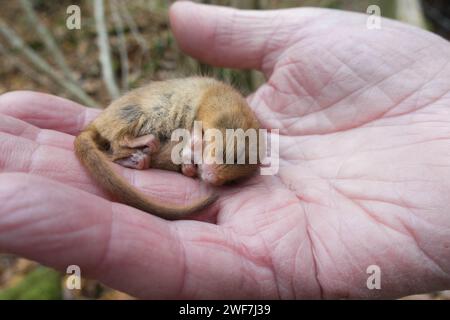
0,0 -> 449,300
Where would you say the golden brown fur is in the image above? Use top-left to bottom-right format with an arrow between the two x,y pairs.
74,77 -> 261,220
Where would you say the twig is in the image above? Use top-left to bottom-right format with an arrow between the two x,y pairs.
0,43 -> 50,88
94,0 -> 120,99
110,0 -> 129,92
0,18 -> 100,107
117,1 -> 150,55
19,0 -> 79,85
396,0 -> 427,29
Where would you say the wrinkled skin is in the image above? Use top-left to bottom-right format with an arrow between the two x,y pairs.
0,3 -> 449,299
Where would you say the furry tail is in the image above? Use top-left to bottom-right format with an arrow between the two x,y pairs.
74,128 -> 217,220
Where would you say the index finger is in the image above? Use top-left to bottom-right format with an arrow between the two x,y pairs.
0,91 -> 101,135
169,2 -> 322,76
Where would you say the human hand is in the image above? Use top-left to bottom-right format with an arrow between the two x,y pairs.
1,2 -> 449,299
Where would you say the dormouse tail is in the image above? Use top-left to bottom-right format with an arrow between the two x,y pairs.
74,128 -> 217,220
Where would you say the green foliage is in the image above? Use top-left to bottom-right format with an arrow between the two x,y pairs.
0,266 -> 62,300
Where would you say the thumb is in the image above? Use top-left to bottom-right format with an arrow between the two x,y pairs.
169,2 -> 317,74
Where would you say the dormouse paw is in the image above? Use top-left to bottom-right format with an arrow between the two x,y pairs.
114,150 -> 150,170
181,164 -> 197,177
122,134 -> 160,153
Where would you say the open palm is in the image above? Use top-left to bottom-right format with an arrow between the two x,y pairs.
0,3 -> 449,299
